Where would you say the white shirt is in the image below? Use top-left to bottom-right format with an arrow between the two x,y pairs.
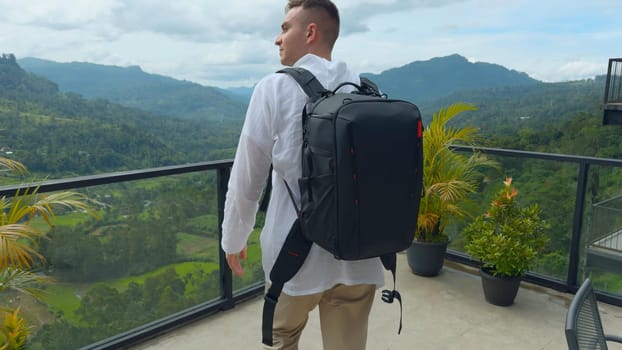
221,54 -> 384,296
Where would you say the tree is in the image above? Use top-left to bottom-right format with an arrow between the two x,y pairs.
0,54 -> 17,65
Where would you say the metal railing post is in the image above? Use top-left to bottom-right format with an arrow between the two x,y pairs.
567,162 -> 590,288
218,166 -> 234,310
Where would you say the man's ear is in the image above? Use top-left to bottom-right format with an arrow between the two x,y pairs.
306,23 -> 317,43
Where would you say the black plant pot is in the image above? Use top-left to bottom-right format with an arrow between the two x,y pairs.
479,267 -> 522,306
406,240 -> 449,277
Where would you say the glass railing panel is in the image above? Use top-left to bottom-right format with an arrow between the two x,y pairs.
447,154 -> 577,282
581,165 -> 622,296
20,171 -> 226,350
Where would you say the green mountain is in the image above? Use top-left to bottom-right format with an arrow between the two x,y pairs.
363,54 -> 540,105
0,55 -> 239,180
18,57 -> 247,122
20,54 -> 539,115
357,54 -> 607,143
419,76 -> 606,135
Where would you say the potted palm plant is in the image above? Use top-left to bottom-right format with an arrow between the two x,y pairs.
407,102 -> 499,276
0,156 -> 98,348
463,177 -> 549,306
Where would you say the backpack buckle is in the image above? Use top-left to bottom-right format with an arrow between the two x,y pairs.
264,293 -> 278,306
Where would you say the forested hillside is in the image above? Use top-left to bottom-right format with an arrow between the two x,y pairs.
0,55 -> 240,180
419,76 -> 606,137
18,57 -> 247,122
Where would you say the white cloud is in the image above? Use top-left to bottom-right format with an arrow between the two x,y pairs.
0,0 -> 620,87
109,0 -> 282,43
338,0 -> 469,35
0,0 -> 121,29
558,61 -> 607,81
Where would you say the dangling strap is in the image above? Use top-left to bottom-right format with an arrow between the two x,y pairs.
380,253 -> 403,334
262,279 -> 284,347
261,182 -> 311,347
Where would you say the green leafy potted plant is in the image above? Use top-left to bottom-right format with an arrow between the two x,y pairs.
407,102 -> 499,276
463,177 -> 549,306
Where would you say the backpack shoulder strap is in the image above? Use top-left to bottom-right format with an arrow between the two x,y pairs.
277,67 -> 329,101
262,218 -> 312,346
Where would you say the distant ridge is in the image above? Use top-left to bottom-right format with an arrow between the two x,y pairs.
362,54 -> 540,104
18,54 -> 549,124
18,57 -> 247,122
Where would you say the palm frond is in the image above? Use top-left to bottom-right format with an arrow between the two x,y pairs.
0,224 -> 45,269
29,191 -> 101,224
5,190 -> 39,225
1,186 -> 99,270
417,212 -> 440,235
430,180 -> 476,202
0,156 -> 26,175
3,188 -> 100,227
0,267 -> 50,299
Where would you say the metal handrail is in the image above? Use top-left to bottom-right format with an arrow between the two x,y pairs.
0,160 -> 233,196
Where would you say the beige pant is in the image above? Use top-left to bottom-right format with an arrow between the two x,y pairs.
264,283 -> 376,350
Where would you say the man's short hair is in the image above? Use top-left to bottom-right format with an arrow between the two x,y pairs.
286,0 -> 340,49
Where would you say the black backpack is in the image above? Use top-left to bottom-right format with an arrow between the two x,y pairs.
261,67 -> 424,347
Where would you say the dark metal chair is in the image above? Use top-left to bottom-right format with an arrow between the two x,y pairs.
565,278 -> 622,349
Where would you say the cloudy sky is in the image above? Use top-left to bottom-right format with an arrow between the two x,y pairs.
1,0 -> 620,88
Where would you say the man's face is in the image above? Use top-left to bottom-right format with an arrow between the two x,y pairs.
275,6 -> 309,66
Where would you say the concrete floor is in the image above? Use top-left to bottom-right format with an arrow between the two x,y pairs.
131,254 -> 622,349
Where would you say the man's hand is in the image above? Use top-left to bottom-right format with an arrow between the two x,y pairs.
226,246 -> 247,277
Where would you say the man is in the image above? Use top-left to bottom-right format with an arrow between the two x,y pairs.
221,1 -> 384,349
